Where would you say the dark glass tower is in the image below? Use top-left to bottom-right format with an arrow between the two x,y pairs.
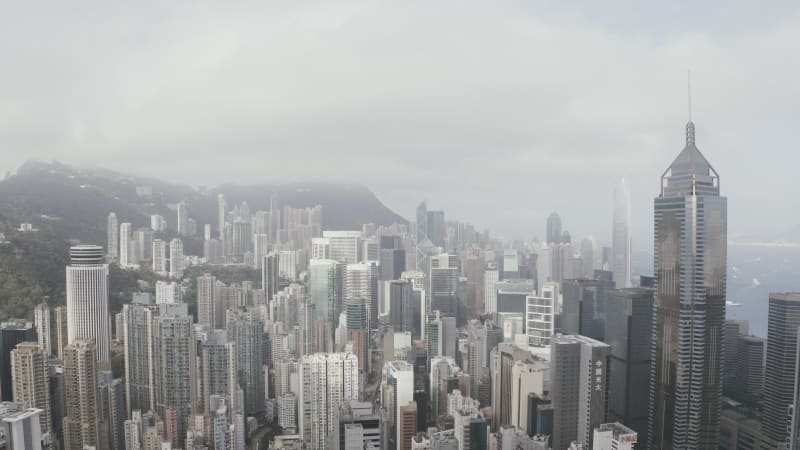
648,122 -> 727,450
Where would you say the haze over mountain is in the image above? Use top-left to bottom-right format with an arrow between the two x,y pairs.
0,160 -> 406,245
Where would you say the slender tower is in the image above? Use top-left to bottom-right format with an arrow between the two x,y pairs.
66,245 -> 111,362
612,179 -> 632,288
648,121 -> 727,449
107,212 -> 119,260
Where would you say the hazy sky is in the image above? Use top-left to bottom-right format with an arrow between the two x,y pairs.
2,1 -> 799,244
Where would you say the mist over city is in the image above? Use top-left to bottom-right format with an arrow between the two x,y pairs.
0,2 -> 799,450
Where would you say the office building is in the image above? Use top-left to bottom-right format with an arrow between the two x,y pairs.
484,269 -> 499,316
495,279 -> 535,315
381,248 -> 407,282
592,422 -> 637,450
510,360 -> 547,432
605,288 -> 653,445
309,259 -> 341,325
737,336 -> 765,400
0,320 -> 37,402
63,340 -> 98,450
430,254 -> 458,317
490,343 -> 539,430
382,360 -> 414,450
324,231 -> 361,264
107,212 -> 119,260
526,282 -> 558,350
560,278 -> 614,341
762,293 -> 800,448
723,320 -> 749,394
612,179 -> 632,288
399,402 -> 418,450
0,403 -> 44,450
66,245 -> 111,362
551,334 -> 609,450
649,121 -> 727,450
389,280 -> 413,333
465,256 -> 486,320
546,213 -> 562,245
298,352 -> 359,450
330,401 -> 383,450
579,237 -> 596,279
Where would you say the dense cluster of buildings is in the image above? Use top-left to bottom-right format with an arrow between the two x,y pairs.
0,121 -> 794,450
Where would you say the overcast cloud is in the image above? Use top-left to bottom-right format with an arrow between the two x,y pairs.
1,1 -> 799,244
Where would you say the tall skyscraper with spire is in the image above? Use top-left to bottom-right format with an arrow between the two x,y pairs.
648,121 -> 727,450
612,178 -> 631,288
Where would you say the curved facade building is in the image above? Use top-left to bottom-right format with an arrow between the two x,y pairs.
66,245 -> 111,362
648,122 -> 727,450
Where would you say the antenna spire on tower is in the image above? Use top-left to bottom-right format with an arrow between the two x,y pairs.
688,70 -> 692,122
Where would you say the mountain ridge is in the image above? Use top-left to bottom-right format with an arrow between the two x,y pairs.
0,160 -> 408,245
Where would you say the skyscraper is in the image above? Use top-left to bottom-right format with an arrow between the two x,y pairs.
33,303 -> 51,356
722,319 -> 748,394
262,252 -> 280,302
152,239 -> 167,276
546,212 -> 562,245
53,307 -> 68,360
605,288 -> 653,446
382,360 -> 414,450
648,121 -> 727,450
169,238 -> 184,279
0,403 -> 45,450
107,212 -> 119,260
10,342 -> 52,439
579,237 -> 596,279
612,178 -> 632,288
323,230 -> 361,264
525,282 -> 558,351
0,320 -> 36,402
217,193 -> 226,240
226,309 -> 265,416
63,339 -> 99,450
66,245 -> 111,362
197,273 -> 221,329
122,298 -> 158,415
298,352 -> 359,450
153,304 -> 195,447
560,278 -> 614,341
550,334 -> 610,450
177,200 -> 189,236
119,222 -> 131,267
761,293 -> 800,448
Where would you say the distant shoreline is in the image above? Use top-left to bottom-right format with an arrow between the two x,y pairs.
730,242 -> 800,248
